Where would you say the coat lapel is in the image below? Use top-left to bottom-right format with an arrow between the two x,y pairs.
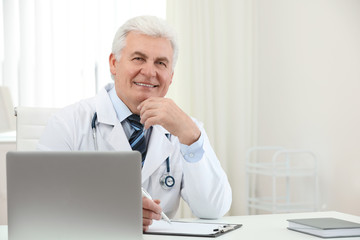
105,123 -> 132,151
95,84 -> 131,151
142,125 -> 172,183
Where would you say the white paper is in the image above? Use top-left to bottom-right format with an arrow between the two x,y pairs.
147,220 -> 229,236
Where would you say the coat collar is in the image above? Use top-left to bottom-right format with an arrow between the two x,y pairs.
95,83 -> 119,126
94,83 -> 129,151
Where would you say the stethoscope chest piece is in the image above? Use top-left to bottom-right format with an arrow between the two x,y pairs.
160,173 -> 175,190
159,133 -> 175,190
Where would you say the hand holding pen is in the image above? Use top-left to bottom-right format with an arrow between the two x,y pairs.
142,187 -> 171,231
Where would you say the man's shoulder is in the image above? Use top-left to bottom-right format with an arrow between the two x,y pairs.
53,96 -> 96,122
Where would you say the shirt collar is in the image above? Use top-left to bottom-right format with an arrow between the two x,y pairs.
108,86 -> 132,123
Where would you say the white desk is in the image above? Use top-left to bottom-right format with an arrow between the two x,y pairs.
1,211 -> 360,239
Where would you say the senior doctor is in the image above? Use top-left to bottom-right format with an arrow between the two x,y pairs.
38,15 -> 232,231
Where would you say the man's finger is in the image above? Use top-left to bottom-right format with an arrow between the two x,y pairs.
142,197 -> 162,213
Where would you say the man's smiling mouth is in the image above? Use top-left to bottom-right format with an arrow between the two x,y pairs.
134,82 -> 158,88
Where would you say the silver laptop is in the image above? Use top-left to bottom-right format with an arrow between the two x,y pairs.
6,151 -> 142,240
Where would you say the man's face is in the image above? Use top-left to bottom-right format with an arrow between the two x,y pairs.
109,32 -> 174,114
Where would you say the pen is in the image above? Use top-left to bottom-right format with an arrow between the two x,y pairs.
141,187 -> 171,224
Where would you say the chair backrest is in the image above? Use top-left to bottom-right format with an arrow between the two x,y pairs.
15,106 -> 59,150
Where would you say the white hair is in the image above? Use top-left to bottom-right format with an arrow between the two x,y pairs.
111,15 -> 179,72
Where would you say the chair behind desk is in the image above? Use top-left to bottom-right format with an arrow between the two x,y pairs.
15,106 -> 59,150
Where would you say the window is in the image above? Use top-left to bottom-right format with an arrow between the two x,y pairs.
0,0 -> 166,107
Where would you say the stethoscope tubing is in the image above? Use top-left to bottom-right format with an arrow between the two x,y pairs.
91,112 -> 98,151
91,112 -> 174,189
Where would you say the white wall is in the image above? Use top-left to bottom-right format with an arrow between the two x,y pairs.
255,0 -> 360,215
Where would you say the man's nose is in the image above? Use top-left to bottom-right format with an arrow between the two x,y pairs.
140,62 -> 156,77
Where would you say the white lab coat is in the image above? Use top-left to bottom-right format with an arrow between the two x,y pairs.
38,83 -> 232,219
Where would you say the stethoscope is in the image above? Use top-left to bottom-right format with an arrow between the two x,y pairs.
91,112 -> 175,190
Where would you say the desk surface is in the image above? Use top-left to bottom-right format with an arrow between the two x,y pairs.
1,211 -> 360,240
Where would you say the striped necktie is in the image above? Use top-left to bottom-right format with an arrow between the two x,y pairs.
127,114 -> 147,164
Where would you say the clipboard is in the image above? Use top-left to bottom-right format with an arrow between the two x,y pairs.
144,220 -> 242,238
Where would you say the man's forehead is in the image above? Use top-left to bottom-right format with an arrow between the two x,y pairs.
124,33 -> 173,61
131,51 -> 169,61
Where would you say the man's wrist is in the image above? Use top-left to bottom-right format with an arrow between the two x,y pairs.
178,125 -> 201,145
180,132 -> 204,162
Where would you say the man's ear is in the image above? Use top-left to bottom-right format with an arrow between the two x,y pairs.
169,71 -> 174,85
109,53 -> 117,75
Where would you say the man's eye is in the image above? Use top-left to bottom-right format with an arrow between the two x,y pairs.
133,57 -> 144,61
157,61 -> 167,68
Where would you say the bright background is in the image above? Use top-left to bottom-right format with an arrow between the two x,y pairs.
1,0 -> 360,224
0,0 -> 166,107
